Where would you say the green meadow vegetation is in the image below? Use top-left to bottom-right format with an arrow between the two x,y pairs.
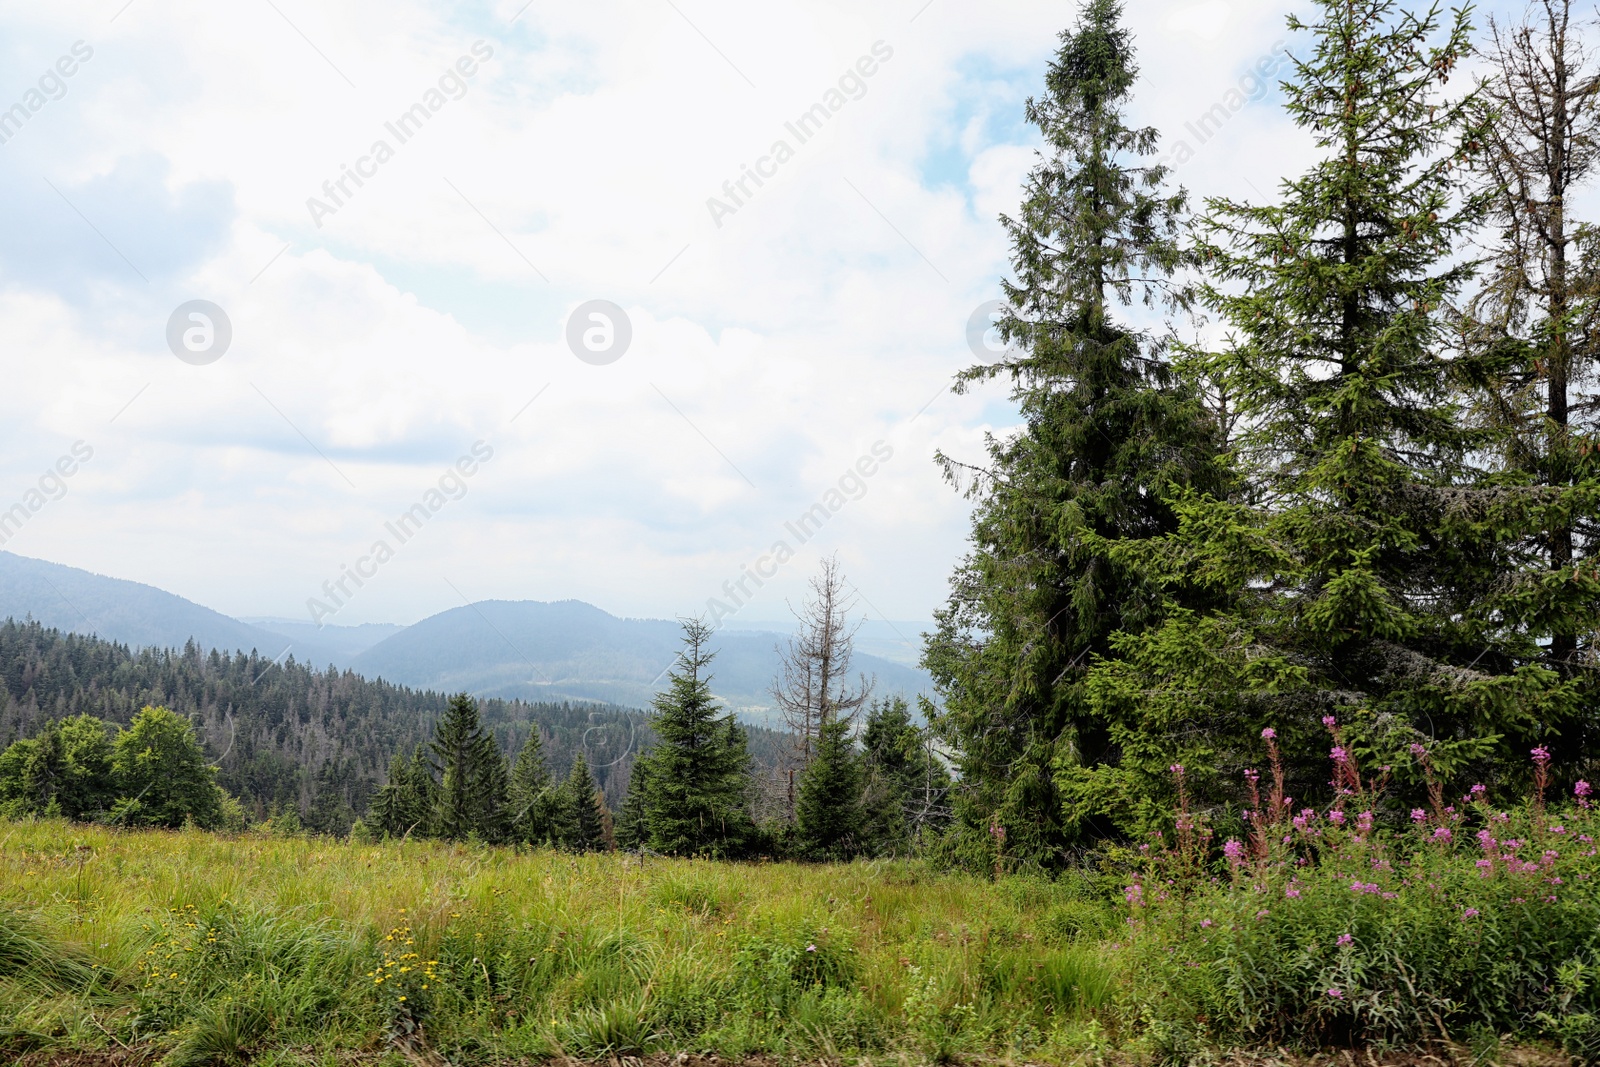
5,741 -> 1600,1066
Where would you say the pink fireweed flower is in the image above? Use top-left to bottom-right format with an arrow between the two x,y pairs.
1169,763 -> 1183,774
1432,827 -> 1453,843
1285,886 -> 1301,899
1577,781 -> 1593,798
1329,811 -> 1346,826
1470,784 -> 1487,798
1410,743 -> 1428,758
1327,988 -> 1344,999
1337,933 -> 1353,947
1262,727 -> 1277,740
1462,908 -> 1480,920
1199,918 -> 1213,928
1223,839 -> 1246,868
1255,909 -> 1269,920
806,944 -> 817,953
1533,746 -> 1552,766
1331,746 -> 1348,763
1411,809 -> 1428,823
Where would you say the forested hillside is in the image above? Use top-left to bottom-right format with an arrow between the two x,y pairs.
0,619 -> 788,829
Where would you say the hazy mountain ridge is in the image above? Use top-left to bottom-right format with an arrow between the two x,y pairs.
0,553 -> 935,721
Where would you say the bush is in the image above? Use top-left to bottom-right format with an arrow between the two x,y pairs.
1122,735 -> 1600,1056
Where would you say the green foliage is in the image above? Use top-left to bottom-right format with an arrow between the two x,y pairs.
1125,786 -> 1600,1053
1073,0 -> 1590,837
859,697 -> 953,856
638,620 -> 756,858
0,714 -> 117,820
553,753 -> 608,852
924,0 -> 1225,868
507,728 -> 555,845
110,706 -> 228,830
0,619 -> 793,828
795,716 -> 864,861
429,694 -> 508,842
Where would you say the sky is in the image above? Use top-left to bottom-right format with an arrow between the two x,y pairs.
0,0 -> 1538,630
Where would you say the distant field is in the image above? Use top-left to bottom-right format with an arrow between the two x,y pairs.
0,819 -> 1120,1066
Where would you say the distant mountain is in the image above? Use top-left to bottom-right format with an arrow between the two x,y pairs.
0,551 -> 323,660
241,617 -> 404,662
353,600 -> 935,721
0,553 -> 937,722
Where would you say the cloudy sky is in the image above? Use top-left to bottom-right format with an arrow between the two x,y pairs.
0,0 -> 1535,630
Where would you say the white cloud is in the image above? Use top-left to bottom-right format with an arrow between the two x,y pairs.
0,0 -> 1539,629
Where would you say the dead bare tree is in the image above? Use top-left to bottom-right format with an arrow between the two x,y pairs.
1465,0 -> 1600,670
771,555 -> 873,784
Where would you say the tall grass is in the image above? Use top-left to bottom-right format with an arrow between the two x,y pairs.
0,822 -> 1119,1064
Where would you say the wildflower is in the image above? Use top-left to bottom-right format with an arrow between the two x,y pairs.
1410,809 -> 1427,823
1462,908 -> 1480,920
1533,745 -> 1552,765
1337,933 -> 1353,947
1577,781 -> 1592,798
1223,839 -> 1246,867
1327,988 -> 1344,999
1262,727 -> 1277,740
806,943 -> 817,953
1331,746 -> 1348,763
1431,827 -> 1452,843
1322,716 -> 1337,727
1470,784 -> 1486,798
1200,918 -> 1214,928
1255,909 -> 1269,921
1285,886 -> 1301,899
1328,810 -> 1346,826
1170,763 -> 1184,774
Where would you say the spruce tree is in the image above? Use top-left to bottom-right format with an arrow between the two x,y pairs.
557,753 -> 607,852
1085,0 -> 1584,827
795,715 -> 863,861
859,697 -> 952,856
428,694 -> 504,841
923,0 -> 1223,867
642,619 -> 755,857
613,755 -> 652,851
508,730 -> 555,846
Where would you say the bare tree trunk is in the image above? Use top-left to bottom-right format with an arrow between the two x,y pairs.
771,554 -> 873,779
1474,0 -> 1600,671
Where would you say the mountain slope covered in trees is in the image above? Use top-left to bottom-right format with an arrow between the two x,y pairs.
0,619 -> 789,831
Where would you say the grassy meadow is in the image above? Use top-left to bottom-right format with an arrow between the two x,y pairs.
0,818 -> 1123,1066
5,799 -> 1597,1066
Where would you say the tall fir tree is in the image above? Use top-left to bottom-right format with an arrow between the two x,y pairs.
794,715 -> 864,861
641,619 -> 755,857
428,694 -> 505,841
613,755 -> 652,851
1084,0 -> 1586,829
923,0 -> 1223,867
370,744 -> 438,839
508,730 -> 556,846
555,752 -> 607,852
